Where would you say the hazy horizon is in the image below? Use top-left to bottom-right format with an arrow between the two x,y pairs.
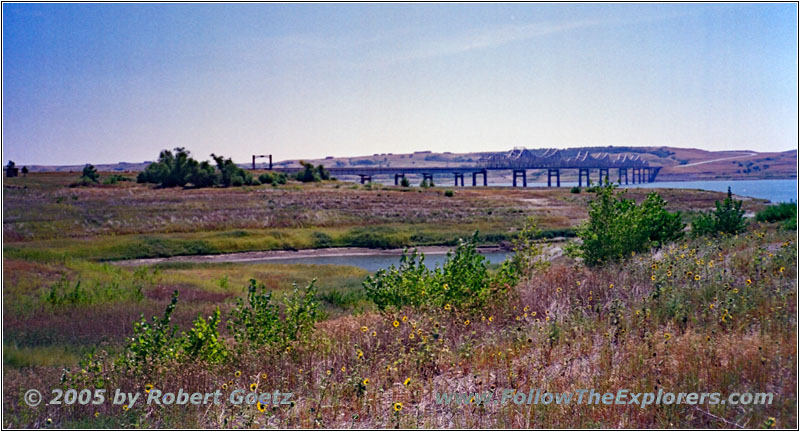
3,3 -> 797,166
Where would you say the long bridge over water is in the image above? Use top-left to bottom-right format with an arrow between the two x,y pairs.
271,148 -> 661,187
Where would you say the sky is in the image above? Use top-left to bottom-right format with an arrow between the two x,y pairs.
2,3 -> 797,165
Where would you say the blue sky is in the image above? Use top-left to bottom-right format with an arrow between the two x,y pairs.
2,3 -> 797,165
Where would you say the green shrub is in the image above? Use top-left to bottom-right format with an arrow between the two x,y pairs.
691,187 -> 747,237
570,186 -> 581,194
120,291 -> 179,372
756,202 -> 796,223
444,189 -> 454,197
101,174 -> 132,185
571,182 -> 684,266
227,279 -> 322,352
180,308 -> 227,364
400,177 -> 410,187
363,234 -> 510,311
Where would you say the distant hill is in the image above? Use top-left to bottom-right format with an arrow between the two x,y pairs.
20,146 -> 796,180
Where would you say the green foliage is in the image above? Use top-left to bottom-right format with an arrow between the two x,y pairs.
82,164 -> 99,182
212,154 -> 255,187
102,174 -> 132,185
138,148 -> 208,188
691,187 -> 747,237
756,202 -> 796,224
507,217 -> 550,280
121,291 -> 179,372
180,307 -> 227,364
258,171 -> 287,185
444,189 -> 454,197
572,182 -> 684,266
227,279 -> 322,352
420,178 -> 434,187
21,166 -> 28,175
570,186 -> 581,194
400,177 -> 410,187
295,161 -> 330,182
363,234 -> 508,311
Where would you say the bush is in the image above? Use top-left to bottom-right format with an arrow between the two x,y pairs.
756,202 -> 796,223
120,290 -> 179,372
570,186 -> 581,194
180,307 -> 227,364
102,174 -> 132,185
400,177 -> 410,187
691,187 -> 747,237
227,279 -> 322,352
571,182 -> 684,266
444,189 -> 454,197
363,234 -> 510,311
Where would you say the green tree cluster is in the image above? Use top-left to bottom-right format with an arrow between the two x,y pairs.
136,148 -> 260,188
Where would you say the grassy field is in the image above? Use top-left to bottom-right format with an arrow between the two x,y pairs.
2,172 -> 793,428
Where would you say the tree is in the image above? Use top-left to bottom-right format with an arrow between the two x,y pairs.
691,187 -> 747,236
211,154 -> 254,187
81,164 -> 99,183
21,166 -> 28,176
137,148 -> 202,188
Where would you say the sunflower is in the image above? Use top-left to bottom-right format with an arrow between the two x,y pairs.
694,274 -> 701,281
261,373 -> 267,380
222,383 -> 228,390
144,383 -> 154,393
357,349 -> 364,359
257,402 -> 267,412
371,331 -> 377,337
409,333 -> 415,340
392,320 -> 400,328
122,405 -> 129,411
94,412 -> 99,418
393,402 -> 403,412
250,383 -> 258,392
664,333 -> 672,341
362,378 -> 370,386
746,278 -> 752,285
402,316 -> 408,322
341,366 -> 346,372
444,303 -> 452,311
361,326 -> 369,333
403,377 -> 411,386
464,319 -> 470,326
234,370 -> 242,378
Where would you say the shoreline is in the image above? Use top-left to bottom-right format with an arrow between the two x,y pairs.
114,244 -> 510,267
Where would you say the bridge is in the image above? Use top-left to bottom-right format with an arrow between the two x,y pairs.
270,148 -> 660,187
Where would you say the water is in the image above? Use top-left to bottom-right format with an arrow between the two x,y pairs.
352,176 -> 797,203
247,251 -> 512,273
621,179 -> 797,203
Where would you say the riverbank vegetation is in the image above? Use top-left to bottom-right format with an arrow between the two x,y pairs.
2,172 -> 794,428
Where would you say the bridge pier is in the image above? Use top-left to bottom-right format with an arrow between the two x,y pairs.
394,173 -> 406,185
618,168 -> 628,185
359,174 -> 372,184
578,168 -> 590,187
422,173 -> 434,186
453,173 -> 464,187
631,168 -> 639,184
512,169 -> 527,187
643,167 -> 651,183
472,170 -> 487,186
599,168 -> 609,185
547,168 -> 561,187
